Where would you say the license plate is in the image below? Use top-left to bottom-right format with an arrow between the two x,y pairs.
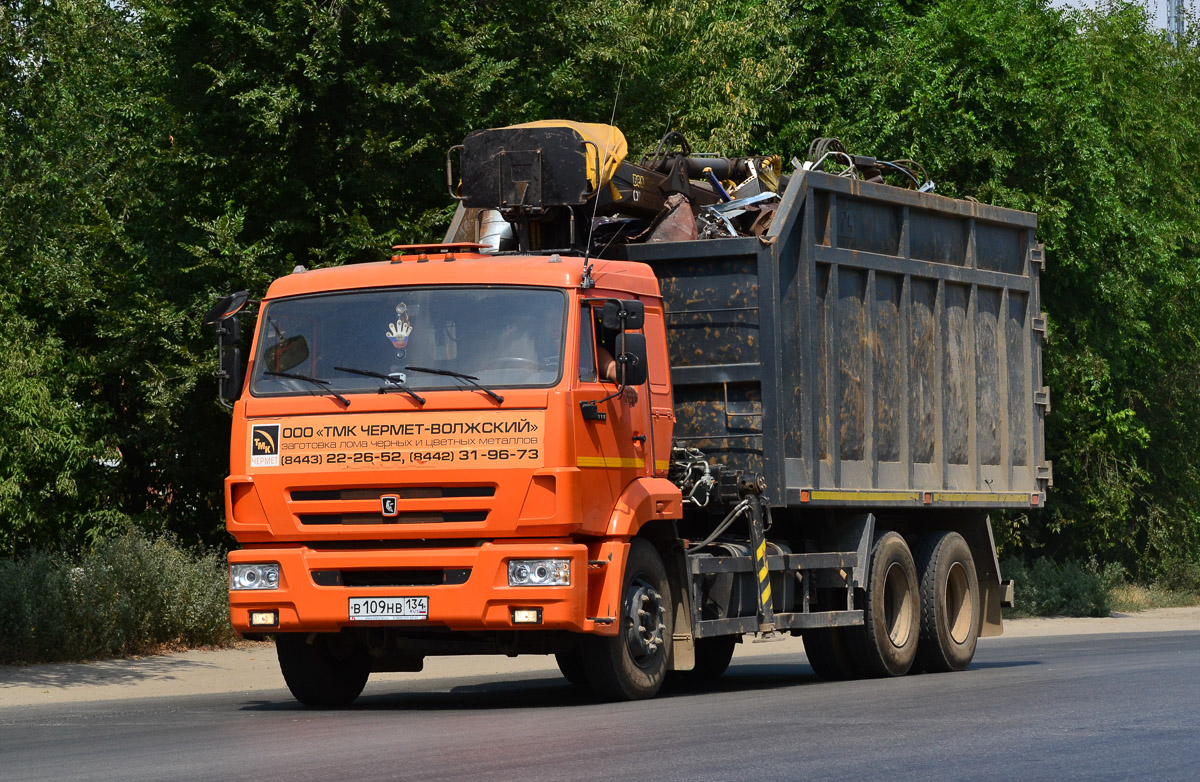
348,596 -> 428,621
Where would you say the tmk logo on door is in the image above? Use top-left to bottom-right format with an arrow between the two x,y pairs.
250,424 -> 281,468
381,495 -> 399,517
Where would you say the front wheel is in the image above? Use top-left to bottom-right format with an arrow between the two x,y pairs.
276,632 -> 371,708
582,539 -> 673,700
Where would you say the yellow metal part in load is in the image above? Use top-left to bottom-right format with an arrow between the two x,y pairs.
507,120 -> 628,191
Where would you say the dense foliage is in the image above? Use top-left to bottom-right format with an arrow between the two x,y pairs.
2,0 -> 1199,581
0,529 -> 234,664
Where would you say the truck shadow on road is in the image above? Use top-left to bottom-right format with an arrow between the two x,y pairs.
238,664 -> 824,712
238,658 -> 1035,712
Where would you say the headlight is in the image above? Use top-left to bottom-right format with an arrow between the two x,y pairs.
230,563 -> 281,590
507,559 -> 570,586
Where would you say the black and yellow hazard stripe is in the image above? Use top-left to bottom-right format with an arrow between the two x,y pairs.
755,538 -> 771,608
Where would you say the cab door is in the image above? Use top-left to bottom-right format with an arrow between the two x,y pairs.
643,304 -> 675,478
572,297 -> 651,534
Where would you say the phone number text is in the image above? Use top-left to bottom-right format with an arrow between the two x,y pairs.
281,449 -> 540,466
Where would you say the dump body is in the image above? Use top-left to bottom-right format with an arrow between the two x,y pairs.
617,169 -> 1051,511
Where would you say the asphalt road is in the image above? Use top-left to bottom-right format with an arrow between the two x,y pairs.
2,629 -> 1198,782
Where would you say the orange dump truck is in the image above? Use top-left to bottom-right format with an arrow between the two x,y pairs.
206,122 -> 1047,706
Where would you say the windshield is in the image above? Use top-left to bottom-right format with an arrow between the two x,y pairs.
250,286 -> 567,397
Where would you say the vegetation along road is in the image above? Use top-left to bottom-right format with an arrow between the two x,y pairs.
2,609 -> 1196,781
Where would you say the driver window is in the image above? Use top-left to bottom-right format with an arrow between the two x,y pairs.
579,304 -> 598,382
577,304 -> 620,384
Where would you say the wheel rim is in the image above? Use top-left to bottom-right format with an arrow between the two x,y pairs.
882,561 -> 915,648
624,576 -> 666,668
945,561 -> 974,644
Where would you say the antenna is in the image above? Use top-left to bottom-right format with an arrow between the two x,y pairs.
581,67 -> 625,289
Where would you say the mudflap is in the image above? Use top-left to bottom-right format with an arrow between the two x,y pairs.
665,542 -> 696,671
959,515 -> 1007,638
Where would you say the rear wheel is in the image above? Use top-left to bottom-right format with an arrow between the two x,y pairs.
276,632 -> 371,708
914,530 -> 981,672
683,636 -> 738,681
582,539 -> 673,700
847,531 -> 920,677
802,627 -> 858,681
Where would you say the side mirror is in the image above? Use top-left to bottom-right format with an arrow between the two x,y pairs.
202,291 -> 251,325
217,315 -> 240,348
615,332 -> 648,386
220,347 -> 243,403
204,291 -> 252,409
601,299 -> 645,331
267,335 -> 310,373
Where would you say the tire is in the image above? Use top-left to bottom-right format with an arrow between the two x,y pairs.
802,627 -> 858,681
276,632 -> 371,708
847,531 -> 920,677
554,646 -> 589,686
581,538 -> 673,700
914,530 -> 981,672
682,636 -> 739,681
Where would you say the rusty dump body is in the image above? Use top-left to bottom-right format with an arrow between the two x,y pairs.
615,169 -> 1052,511
217,124 -> 1049,705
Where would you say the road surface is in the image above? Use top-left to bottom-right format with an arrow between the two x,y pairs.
1,608 -> 1197,781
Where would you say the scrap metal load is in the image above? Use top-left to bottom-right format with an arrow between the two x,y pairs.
447,121 -> 933,254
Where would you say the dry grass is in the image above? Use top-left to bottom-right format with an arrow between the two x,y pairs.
1109,583 -> 1200,613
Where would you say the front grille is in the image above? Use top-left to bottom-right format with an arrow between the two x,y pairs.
291,486 -> 495,501
311,568 -> 472,587
288,484 -> 495,526
298,511 -> 488,526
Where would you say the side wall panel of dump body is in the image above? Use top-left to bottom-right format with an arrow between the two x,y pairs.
618,169 -> 1050,509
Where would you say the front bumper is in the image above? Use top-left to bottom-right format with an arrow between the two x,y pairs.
228,540 -> 625,636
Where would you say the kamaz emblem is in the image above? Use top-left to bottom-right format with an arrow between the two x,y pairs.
381,495 -> 399,517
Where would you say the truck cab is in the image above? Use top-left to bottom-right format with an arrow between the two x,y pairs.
222,248 -> 684,703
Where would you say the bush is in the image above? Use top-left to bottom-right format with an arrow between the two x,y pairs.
0,529 -> 235,665
1154,556 -> 1200,596
1002,556 -> 1110,618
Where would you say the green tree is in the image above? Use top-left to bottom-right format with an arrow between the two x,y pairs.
831,1 -> 1200,573
2,0 -> 1199,582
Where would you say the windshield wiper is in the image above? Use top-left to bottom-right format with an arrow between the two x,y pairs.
405,366 -> 504,404
334,366 -> 426,405
265,371 -> 350,407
